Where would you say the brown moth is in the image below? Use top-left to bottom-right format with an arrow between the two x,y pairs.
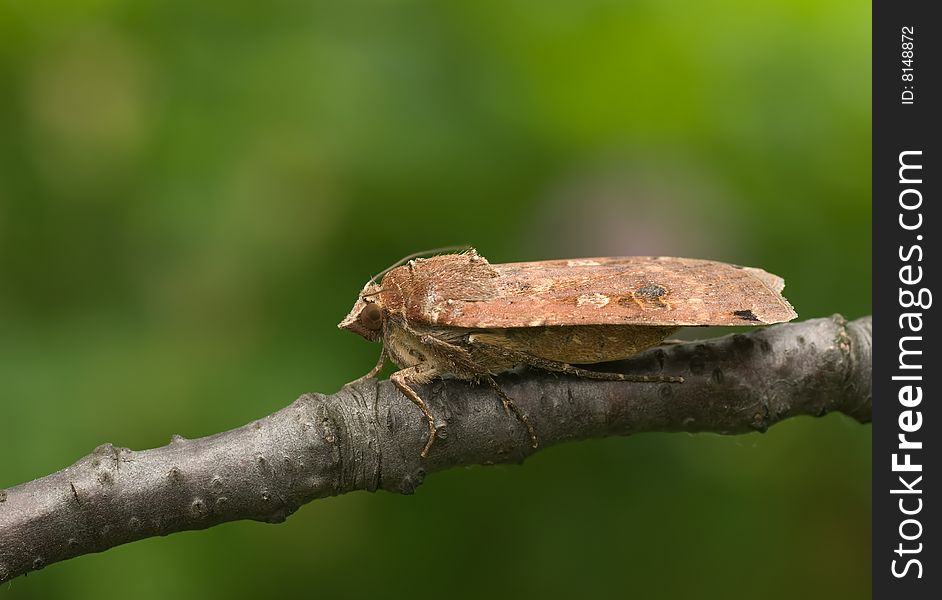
339,249 -> 797,457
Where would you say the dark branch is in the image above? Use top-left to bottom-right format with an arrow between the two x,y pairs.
0,315 -> 871,582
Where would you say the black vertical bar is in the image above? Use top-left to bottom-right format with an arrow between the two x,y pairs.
873,1 -> 938,597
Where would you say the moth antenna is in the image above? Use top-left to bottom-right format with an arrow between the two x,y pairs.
367,244 -> 472,285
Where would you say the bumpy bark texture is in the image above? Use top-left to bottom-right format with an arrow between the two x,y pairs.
0,315 -> 871,582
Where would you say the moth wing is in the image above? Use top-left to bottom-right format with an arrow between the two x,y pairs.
421,256 -> 797,328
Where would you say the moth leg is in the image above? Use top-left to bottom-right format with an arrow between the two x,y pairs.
418,333 -> 538,448
349,345 -> 387,385
418,334 -> 483,375
467,336 -> 683,384
519,354 -> 684,384
390,365 -> 441,458
483,375 -> 538,449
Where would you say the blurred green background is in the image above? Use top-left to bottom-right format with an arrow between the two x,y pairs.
0,0 -> 870,598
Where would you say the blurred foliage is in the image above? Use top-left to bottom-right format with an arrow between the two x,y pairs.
0,0 -> 870,598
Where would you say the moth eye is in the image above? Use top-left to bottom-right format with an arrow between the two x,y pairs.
359,303 -> 383,330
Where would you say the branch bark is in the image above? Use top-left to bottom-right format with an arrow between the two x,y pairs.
0,315 -> 871,582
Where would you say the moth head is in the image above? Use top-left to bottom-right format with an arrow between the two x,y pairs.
338,282 -> 385,342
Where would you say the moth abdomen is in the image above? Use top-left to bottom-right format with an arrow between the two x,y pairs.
467,325 -> 678,365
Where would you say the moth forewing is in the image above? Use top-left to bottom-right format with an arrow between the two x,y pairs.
402,255 -> 797,329
339,249 -> 797,457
